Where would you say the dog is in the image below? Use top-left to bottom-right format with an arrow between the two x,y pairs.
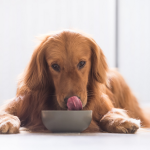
0,30 -> 150,134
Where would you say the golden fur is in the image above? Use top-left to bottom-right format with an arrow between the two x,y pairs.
0,30 -> 150,134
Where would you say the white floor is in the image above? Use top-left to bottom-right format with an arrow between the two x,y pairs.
1,128 -> 150,150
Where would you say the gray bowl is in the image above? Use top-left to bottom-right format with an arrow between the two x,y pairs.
41,110 -> 92,133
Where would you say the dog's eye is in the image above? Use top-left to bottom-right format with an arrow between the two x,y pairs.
77,61 -> 86,69
51,64 -> 60,72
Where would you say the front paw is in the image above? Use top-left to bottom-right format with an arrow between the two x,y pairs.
100,108 -> 141,134
101,118 -> 140,134
0,114 -> 20,134
114,118 -> 140,133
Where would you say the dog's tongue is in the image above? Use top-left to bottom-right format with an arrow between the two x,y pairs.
67,96 -> 82,110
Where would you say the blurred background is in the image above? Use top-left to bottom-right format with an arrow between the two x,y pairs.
0,0 -> 150,106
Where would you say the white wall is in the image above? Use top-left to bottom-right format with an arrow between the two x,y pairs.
118,0 -> 150,103
0,0 -> 116,105
1,0 -> 150,106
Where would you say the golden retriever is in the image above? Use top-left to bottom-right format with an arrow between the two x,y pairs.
0,30 -> 150,134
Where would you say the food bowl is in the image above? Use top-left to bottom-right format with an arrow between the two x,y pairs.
41,110 -> 92,133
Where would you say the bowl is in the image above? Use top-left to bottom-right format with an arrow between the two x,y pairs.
41,110 -> 92,133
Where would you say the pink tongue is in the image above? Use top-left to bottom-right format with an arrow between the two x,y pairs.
67,96 -> 82,110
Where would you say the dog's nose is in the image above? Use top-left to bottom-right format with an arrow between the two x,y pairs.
64,97 -> 68,104
64,96 -> 81,104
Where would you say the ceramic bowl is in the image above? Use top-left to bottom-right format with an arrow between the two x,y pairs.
41,110 -> 92,133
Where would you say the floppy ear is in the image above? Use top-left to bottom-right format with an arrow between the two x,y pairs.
17,35 -> 51,92
89,38 -> 108,84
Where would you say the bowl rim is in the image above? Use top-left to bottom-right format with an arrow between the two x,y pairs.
41,110 -> 92,113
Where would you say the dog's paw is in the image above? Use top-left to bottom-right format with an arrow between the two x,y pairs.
100,108 -> 141,134
0,114 -> 20,134
110,118 -> 140,133
114,118 -> 140,133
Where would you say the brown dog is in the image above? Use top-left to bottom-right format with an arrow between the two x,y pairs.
0,30 -> 150,134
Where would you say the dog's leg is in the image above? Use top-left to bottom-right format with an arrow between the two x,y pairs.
99,108 -> 140,133
0,97 -> 21,134
82,120 -> 100,133
107,69 -> 150,127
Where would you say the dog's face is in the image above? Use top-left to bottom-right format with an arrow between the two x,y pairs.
46,32 -> 91,109
23,30 -> 108,110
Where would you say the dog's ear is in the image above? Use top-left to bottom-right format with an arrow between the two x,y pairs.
89,38 -> 108,84
17,35 -> 51,92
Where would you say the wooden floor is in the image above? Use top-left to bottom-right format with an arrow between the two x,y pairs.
1,128 -> 150,150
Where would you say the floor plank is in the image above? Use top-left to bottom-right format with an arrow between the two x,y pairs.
1,128 -> 150,150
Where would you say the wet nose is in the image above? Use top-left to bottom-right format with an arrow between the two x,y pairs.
64,97 -> 68,104
64,96 -> 80,104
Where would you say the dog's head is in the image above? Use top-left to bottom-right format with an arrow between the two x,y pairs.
19,30 -> 108,109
